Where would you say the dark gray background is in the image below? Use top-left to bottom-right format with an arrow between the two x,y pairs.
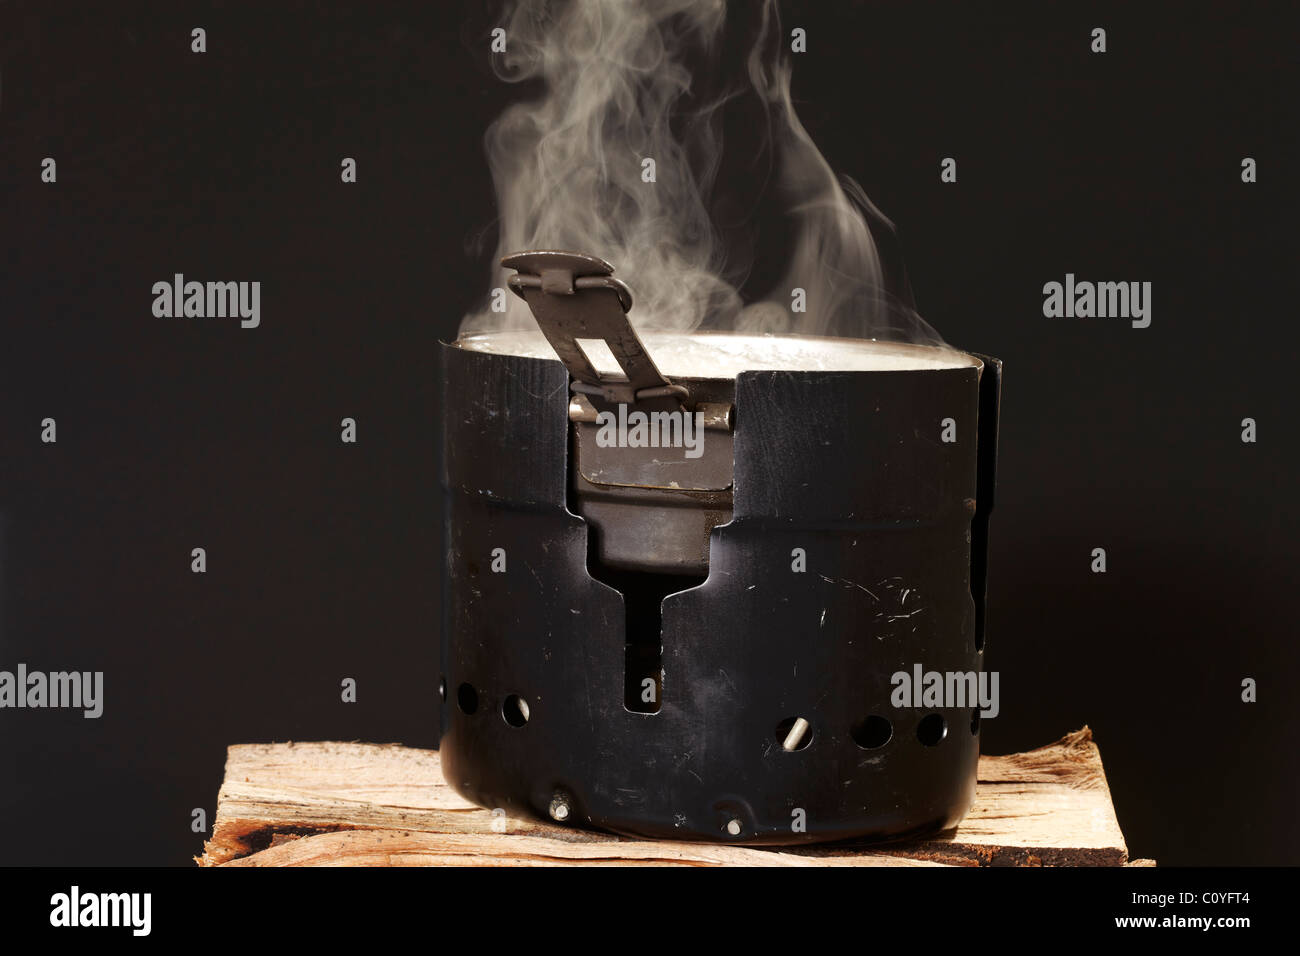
1,0 -> 1296,865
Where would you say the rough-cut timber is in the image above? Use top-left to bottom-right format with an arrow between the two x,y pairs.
198,727 -> 1143,867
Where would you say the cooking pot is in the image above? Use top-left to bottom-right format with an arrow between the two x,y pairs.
439,250 -> 1001,843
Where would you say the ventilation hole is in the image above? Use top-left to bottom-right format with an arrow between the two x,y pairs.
970,709 -> 981,735
917,713 -> 947,746
775,716 -> 812,751
588,568 -> 701,715
502,694 -> 530,728
457,683 -> 478,715
851,715 -> 893,750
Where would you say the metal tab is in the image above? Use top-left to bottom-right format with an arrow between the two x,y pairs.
568,395 -> 732,431
502,249 -> 688,413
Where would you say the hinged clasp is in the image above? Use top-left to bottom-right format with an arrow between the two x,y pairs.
502,249 -> 689,412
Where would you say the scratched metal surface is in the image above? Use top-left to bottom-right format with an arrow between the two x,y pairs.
440,342 -> 991,843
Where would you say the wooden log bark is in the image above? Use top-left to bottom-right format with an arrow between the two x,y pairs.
198,726 -> 1144,867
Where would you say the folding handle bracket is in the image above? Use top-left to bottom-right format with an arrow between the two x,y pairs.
503,250 -> 689,412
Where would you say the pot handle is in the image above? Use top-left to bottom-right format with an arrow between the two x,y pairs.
502,250 -> 689,411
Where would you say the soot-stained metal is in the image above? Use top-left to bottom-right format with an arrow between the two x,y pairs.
439,249 -> 1002,843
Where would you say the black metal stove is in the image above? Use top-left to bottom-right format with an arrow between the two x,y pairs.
439,249 -> 1001,844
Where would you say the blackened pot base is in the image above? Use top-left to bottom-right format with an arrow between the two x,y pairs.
439,333 -> 1000,844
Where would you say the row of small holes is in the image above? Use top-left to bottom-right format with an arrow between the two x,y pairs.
778,711 -> 981,751
455,682 -> 532,728
451,681 -> 976,744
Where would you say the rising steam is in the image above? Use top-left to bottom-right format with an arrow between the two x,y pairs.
462,0 -> 945,347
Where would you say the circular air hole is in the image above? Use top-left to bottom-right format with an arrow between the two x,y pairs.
970,709 -> 981,736
456,683 -> 478,715
917,713 -> 947,747
502,694 -> 530,728
851,715 -> 893,750
775,717 -> 812,751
